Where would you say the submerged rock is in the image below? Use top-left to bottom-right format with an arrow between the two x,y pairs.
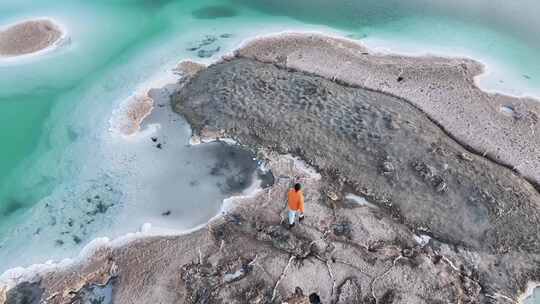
197,47 -> 220,58
1,199 -> 24,216
71,279 -> 114,304
5,282 -> 43,304
192,5 -> 238,19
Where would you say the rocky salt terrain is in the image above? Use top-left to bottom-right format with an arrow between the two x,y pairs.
236,33 -> 540,187
2,34 -> 540,304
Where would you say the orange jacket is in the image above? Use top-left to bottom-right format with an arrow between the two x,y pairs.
288,189 -> 305,212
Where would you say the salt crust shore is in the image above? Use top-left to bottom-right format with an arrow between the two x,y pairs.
0,18 -> 65,59
2,32 -> 540,303
234,32 -> 540,189
0,61 -> 267,298
0,150 -> 269,298
0,60 -> 214,292
519,282 -> 540,304
173,53 -> 540,303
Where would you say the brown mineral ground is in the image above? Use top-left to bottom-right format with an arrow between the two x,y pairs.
236,33 -> 540,188
2,33 -> 540,304
0,19 -> 63,57
111,93 -> 154,136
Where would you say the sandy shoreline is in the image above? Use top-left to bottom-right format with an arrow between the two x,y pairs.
2,32 -> 540,303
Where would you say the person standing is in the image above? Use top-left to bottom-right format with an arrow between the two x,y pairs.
287,183 -> 305,228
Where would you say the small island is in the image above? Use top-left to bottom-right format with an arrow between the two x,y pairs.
0,19 -> 63,57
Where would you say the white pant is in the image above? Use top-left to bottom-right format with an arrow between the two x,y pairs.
288,210 -> 303,225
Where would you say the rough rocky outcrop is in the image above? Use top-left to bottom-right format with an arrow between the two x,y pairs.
174,58 -> 540,255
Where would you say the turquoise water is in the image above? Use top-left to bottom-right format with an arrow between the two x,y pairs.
0,0 -> 322,272
0,1 -> 539,294
528,288 -> 540,304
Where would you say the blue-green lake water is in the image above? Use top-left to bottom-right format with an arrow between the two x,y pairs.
1,1 -> 539,300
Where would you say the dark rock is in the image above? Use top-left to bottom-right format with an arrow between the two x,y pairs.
337,277 -> 362,303
309,293 -> 321,304
231,280 -> 273,303
402,248 -> 414,258
5,281 -> 43,304
156,143 -> 162,149
257,169 -> 275,188
435,180 -> 447,193
2,199 -> 24,216
257,225 -> 311,257
332,221 -> 352,238
412,161 -> 448,192
379,289 -> 396,304
180,262 -> 221,303
210,161 -> 229,176
87,201 -> 112,216
197,47 -> 221,58
226,213 -> 243,225
162,210 -> 171,216
412,161 -> 436,180
151,137 -> 158,142
199,35 -> 217,47
397,76 -> 404,82
96,201 -> 109,214
73,279 -> 114,304
73,235 -> 82,244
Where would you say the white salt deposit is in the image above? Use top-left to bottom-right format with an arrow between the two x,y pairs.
500,105 -> 515,116
345,193 -> 378,208
413,234 -> 432,247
